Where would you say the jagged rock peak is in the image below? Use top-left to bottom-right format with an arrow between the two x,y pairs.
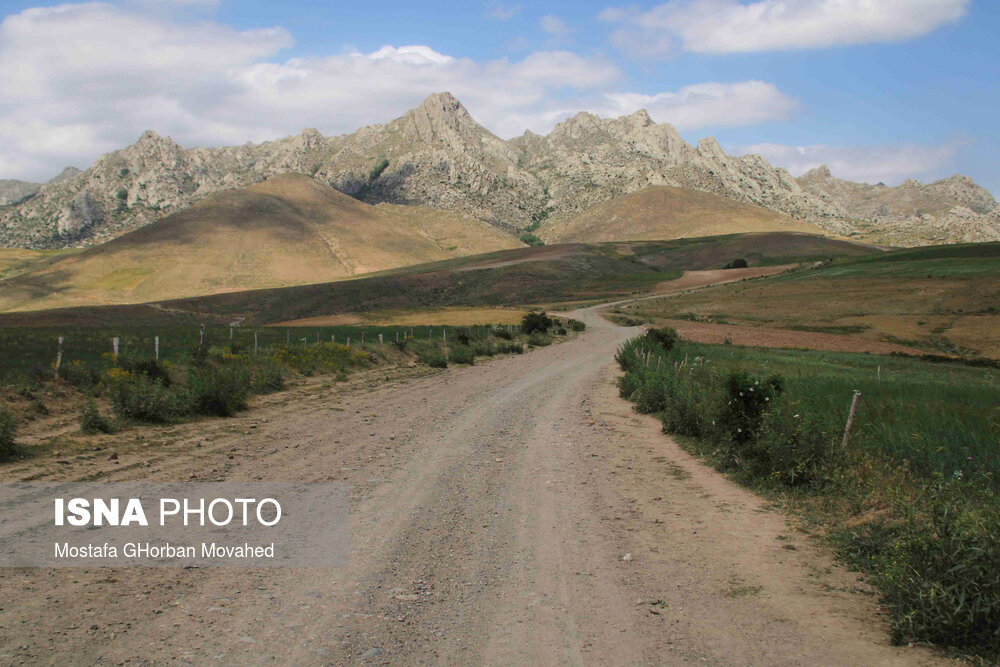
415,92 -> 470,119
802,165 -> 832,179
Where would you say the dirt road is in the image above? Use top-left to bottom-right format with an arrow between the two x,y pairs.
0,308 -> 948,665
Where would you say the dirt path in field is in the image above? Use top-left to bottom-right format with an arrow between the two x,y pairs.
0,307 -> 950,665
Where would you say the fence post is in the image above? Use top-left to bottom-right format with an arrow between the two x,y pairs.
254,331 -> 258,354
378,333 -> 384,345
361,331 -> 365,345
54,336 -> 64,380
199,324 -> 205,348
346,337 -> 351,347
154,336 -> 159,361
230,327 -> 234,342
841,390 -> 862,449
112,337 -> 119,361
443,329 -> 447,342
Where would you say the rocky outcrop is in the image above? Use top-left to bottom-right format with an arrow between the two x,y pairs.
1,92 -> 997,248
0,179 -> 40,206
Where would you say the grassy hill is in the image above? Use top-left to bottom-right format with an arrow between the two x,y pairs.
629,242 -> 1000,358
0,232 -> 877,329
0,248 -> 75,281
0,174 -> 521,312
539,185 -> 827,243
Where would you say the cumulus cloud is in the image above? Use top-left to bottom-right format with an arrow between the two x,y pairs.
602,0 -> 969,56
594,81 -> 798,131
0,2 -> 799,181
733,141 -> 963,185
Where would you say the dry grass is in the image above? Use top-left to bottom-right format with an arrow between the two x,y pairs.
274,307 -> 529,327
540,185 -> 827,243
0,174 -> 522,313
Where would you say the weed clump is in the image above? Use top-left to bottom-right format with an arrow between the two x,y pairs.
79,400 -> 114,434
521,311 -> 553,335
448,345 -> 475,365
0,408 -> 16,460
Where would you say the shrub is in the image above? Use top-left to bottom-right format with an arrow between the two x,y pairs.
521,311 -> 554,334
494,328 -> 513,340
117,355 -> 171,387
556,327 -> 567,336
567,319 -> 586,332
455,328 -> 472,345
724,258 -> 749,269
527,333 -> 552,347
449,345 -> 476,365
418,348 -> 448,368
497,341 -> 524,354
79,400 -> 114,434
520,232 -> 544,246
472,340 -> 496,356
717,371 -> 783,447
0,408 -> 17,461
248,360 -> 285,394
61,360 -> 101,388
645,327 -> 679,353
187,365 -> 248,417
108,374 -> 185,423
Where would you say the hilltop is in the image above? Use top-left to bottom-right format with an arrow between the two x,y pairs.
539,185 -> 825,243
1,93 -> 996,249
0,173 -> 521,312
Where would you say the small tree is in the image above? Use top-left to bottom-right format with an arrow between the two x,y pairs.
521,311 -> 554,334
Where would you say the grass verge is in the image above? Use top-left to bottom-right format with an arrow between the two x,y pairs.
616,330 -> 1000,659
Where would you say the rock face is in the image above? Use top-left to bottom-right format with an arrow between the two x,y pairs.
0,180 -> 40,206
1,92 -> 997,248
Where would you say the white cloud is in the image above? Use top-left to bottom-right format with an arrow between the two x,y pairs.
486,2 -> 521,20
602,0 -> 969,56
595,81 -> 798,131
539,14 -> 573,40
0,2 -> 800,181
733,141 -> 963,185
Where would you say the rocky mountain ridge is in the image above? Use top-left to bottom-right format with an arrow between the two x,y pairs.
1,92 -> 997,248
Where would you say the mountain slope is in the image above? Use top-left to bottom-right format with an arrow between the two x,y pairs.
0,174 -> 521,312
538,185 -> 826,243
0,92 -> 996,248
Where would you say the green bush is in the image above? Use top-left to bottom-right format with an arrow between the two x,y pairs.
248,360 -> 285,394
187,365 -> 248,417
108,375 -> 186,423
449,345 -> 475,365
567,319 -> 586,332
717,371 -> 784,447
520,232 -> 544,246
497,341 -> 524,354
0,408 -> 17,461
454,328 -> 472,345
117,355 -> 171,387
494,328 -> 513,340
472,340 -> 496,356
646,327 -> 679,353
60,360 -> 101,388
527,333 -> 551,347
79,400 -> 114,434
417,348 -> 448,368
521,311 -> 554,334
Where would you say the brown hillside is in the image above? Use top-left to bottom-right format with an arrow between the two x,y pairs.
539,185 -> 826,243
0,174 -> 521,312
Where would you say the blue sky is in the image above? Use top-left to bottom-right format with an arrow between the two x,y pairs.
0,0 -> 996,196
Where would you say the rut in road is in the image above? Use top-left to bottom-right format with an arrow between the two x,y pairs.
0,307 -> 950,665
